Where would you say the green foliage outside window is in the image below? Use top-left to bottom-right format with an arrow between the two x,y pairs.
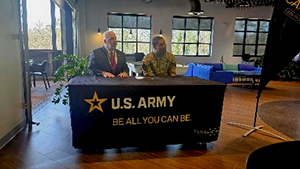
108,13 -> 151,55
28,19 -> 62,50
28,21 -> 52,49
172,17 -> 213,56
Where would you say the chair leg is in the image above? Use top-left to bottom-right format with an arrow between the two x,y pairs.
42,74 -> 48,90
44,73 -> 50,88
33,74 -> 36,87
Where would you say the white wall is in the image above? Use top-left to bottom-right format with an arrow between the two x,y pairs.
0,1 -> 25,141
78,0 -> 273,64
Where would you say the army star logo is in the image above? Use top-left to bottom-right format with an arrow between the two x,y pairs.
84,92 -> 107,113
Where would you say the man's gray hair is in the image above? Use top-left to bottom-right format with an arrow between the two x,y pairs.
152,36 -> 164,47
103,31 -> 114,40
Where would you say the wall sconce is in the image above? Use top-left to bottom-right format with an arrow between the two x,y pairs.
159,29 -> 163,36
97,27 -> 101,34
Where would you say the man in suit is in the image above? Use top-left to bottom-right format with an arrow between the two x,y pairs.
88,31 -> 129,78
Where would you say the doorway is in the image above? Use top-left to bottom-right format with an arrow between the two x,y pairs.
20,0 -> 77,123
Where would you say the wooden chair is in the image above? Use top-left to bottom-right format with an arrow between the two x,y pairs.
30,60 -> 50,90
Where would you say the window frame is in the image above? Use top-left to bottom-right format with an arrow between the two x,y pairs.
172,16 -> 214,57
233,18 -> 270,58
107,12 -> 152,54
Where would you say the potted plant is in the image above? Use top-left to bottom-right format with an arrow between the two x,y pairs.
254,56 -> 264,68
278,61 -> 300,80
52,54 -> 89,105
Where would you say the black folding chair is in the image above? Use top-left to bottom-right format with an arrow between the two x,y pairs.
30,60 -> 50,90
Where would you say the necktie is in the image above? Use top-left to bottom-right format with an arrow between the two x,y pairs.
110,52 -> 116,73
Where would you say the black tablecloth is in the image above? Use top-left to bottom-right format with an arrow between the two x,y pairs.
68,76 -> 226,149
68,75 -> 225,86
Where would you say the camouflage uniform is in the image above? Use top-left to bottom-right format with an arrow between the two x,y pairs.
142,51 -> 176,77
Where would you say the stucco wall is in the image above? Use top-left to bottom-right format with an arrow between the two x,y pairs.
0,0 -> 25,141
78,0 -> 273,64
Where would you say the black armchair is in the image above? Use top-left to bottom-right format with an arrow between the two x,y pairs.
30,60 -> 50,90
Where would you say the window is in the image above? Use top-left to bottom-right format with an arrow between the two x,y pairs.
172,16 -> 213,57
233,18 -> 270,57
27,0 -> 62,50
55,4 -> 62,50
108,13 -> 152,54
27,0 -> 52,49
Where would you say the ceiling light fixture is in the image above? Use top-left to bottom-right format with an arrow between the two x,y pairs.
97,15 -> 101,34
188,0 -> 204,15
159,29 -> 163,36
203,0 -> 276,9
142,0 -> 154,4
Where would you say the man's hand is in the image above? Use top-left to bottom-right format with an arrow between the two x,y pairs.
118,72 -> 128,78
102,71 -> 115,78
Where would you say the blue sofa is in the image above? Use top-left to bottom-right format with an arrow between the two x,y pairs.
238,64 -> 262,72
185,63 -> 234,83
185,63 -> 261,83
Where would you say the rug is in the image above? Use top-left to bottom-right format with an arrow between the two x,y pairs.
31,80 -> 66,111
258,101 -> 300,140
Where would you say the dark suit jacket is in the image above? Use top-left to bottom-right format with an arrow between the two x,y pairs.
88,46 -> 129,76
